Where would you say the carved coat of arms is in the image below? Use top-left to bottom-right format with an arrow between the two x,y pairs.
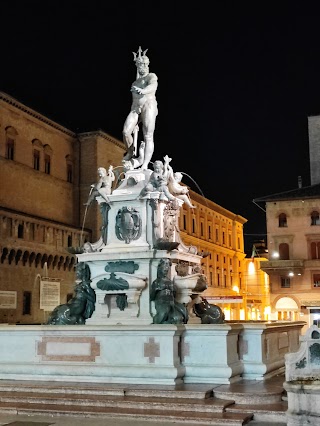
115,206 -> 142,244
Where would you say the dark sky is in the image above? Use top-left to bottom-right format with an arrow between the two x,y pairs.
2,2 -> 320,254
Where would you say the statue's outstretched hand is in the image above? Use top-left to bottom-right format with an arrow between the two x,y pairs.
131,85 -> 144,95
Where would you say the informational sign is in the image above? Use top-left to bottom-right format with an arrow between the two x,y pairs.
206,296 -> 243,304
0,291 -> 17,309
40,280 -> 60,311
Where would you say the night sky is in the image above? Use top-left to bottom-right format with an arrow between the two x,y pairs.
2,2 -> 320,254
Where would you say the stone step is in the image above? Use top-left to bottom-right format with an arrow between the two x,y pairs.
213,384 -> 283,405
0,380 -> 213,399
0,390 -> 235,413
0,379 -> 287,424
124,383 -> 214,399
226,402 -> 288,424
0,400 -> 254,425
213,388 -> 283,405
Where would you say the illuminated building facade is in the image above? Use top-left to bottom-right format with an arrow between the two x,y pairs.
255,114 -> 320,332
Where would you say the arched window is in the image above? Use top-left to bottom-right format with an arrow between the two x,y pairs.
32,139 -> 43,171
311,211 -> 320,226
66,155 -> 73,183
5,126 -> 18,160
279,243 -> 289,260
44,145 -> 52,175
278,213 -> 287,227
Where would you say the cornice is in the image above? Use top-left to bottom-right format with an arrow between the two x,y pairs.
78,130 -> 125,149
189,189 -> 247,224
0,91 -> 76,137
0,92 -> 125,149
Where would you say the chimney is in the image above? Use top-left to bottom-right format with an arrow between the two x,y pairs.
298,176 -> 302,188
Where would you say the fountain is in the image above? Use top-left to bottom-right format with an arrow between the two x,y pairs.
0,47 -> 281,387
52,46 -> 224,328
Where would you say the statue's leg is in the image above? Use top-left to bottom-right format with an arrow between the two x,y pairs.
123,112 -> 138,161
140,107 -> 157,170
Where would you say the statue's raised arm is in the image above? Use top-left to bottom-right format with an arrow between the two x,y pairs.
122,46 -> 158,171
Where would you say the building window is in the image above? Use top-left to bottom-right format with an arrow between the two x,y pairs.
66,154 -> 74,183
228,234 -> 231,247
67,235 -> 72,247
311,211 -> 320,226
217,272 -> 220,286
313,274 -> 320,288
66,293 -> 73,302
5,126 -> 17,160
208,225 -> 212,239
183,214 -> 186,230
238,237 -> 240,249
280,277 -> 291,288
43,144 -> 52,175
18,224 -> 24,239
222,231 -> 225,244
6,137 -> 15,160
33,149 -> 40,170
192,218 -> 196,233
279,243 -> 289,260
210,271 -> 213,286
279,213 -> 287,227
44,154 -> 51,174
200,221 -> 204,237
67,163 -> 73,183
311,242 -> 320,260
216,228 -> 219,242
216,254 -> 219,262
29,223 -> 35,240
23,291 -> 32,315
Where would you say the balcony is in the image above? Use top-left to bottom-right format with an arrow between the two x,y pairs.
260,259 -> 304,275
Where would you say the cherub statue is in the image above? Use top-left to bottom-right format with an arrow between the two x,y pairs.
140,155 -> 176,201
167,167 -> 196,208
84,165 -> 115,206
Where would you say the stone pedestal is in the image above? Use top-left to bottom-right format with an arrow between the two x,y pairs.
77,169 -> 203,326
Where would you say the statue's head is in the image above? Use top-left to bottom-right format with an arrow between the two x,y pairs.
174,172 -> 183,183
153,160 -> 163,173
133,46 -> 149,73
158,258 -> 172,278
98,167 -> 107,177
